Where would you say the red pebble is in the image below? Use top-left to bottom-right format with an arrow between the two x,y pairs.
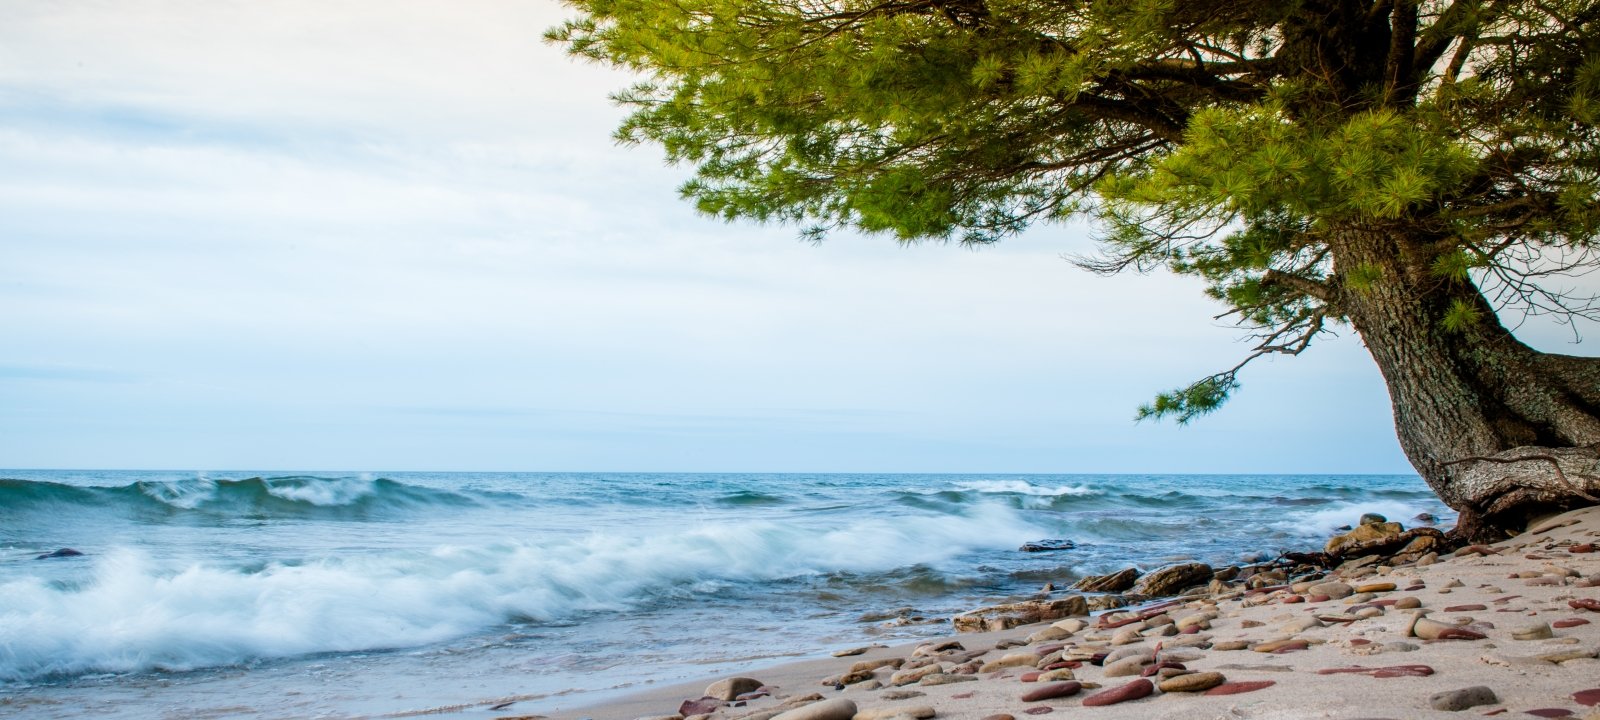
1308,594 -> 1331,602
1283,595 -> 1304,604
1181,624 -> 1200,634
1021,707 -> 1053,715
1081,679 -> 1154,707
1203,680 -> 1276,696
1042,662 -> 1076,671
1350,639 -> 1372,646
1271,640 -> 1310,654
1019,672 -> 1041,682
1436,628 -> 1488,640
1569,544 -> 1596,553
1524,709 -> 1573,718
1492,595 -> 1523,604
1020,682 -> 1082,702
1405,584 -> 1426,591
1140,662 -> 1185,677
1555,618 -> 1592,628
951,692 -> 975,700
1485,710 -> 1507,716
1569,599 -> 1600,612
1372,665 -> 1435,677
1574,688 -> 1600,706
1445,604 -> 1489,611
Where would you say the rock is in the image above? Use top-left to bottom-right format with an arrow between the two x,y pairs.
853,706 -> 934,720
1130,563 -> 1213,597
34,548 -> 84,560
1252,639 -> 1309,654
1529,516 -> 1581,534
1019,682 -> 1082,702
679,698 -> 724,716
952,597 -> 1087,633
1513,623 -> 1555,640
879,691 -> 925,701
918,674 -> 977,687
1203,681 -> 1276,695
977,653 -> 1038,673
980,715 -> 1014,720
1573,689 -> 1600,706
1394,596 -> 1422,609
1326,522 -> 1403,555
1308,581 -> 1355,599
1355,582 -> 1397,593
1555,619 -> 1592,628
1020,539 -> 1076,553
706,678 -> 766,701
1102,655 -> 1153,677
774,699 -> 858,720
1414,512 -> 1439,525
1360,513 -> 1388,525
1071,568 -> 1140,593
833,647 -> 873,657
1429,686 -> 1498,712
888,665 -> 942,686
1081,679 -> 1153,707
1212,640 -> 1250,651
1158,672 -> 1225,693
1174,613 -> 1213,631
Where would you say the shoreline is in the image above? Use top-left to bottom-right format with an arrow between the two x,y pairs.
512,506 -> 1600,720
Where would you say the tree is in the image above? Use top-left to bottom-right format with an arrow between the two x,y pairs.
550,0 -> 1600,539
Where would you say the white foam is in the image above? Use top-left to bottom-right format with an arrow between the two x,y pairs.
1275,499 -> 1450,537
264,476 -> 378,506
138,478 -> 218,509
952,480 -> 1099,497
0,503 -> 1042,681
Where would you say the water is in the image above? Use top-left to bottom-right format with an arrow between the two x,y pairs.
0,471 -> 1450,719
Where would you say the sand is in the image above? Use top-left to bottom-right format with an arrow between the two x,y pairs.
509,506 -> 1600,720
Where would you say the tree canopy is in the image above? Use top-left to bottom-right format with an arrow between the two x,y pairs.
552,0 -> 1600,536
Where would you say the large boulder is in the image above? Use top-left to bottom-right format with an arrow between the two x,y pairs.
1325,520 -> 1404,555
1130,563 -> 1213,597
951,596 -> 1088,633
1072,567 -> 1140,593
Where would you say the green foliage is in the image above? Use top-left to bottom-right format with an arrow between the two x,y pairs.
1137,374 -> 1240,425
552,0 -> 1600,420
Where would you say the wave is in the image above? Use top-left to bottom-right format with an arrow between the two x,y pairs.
950,480 -> 1099,497
0,503 -> 1043,682
0,476 -> 479,519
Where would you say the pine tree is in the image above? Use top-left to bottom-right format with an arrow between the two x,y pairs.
550,0 -> 1600,539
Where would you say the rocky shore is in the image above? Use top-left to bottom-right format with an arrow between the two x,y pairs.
522,506 -> 1600,720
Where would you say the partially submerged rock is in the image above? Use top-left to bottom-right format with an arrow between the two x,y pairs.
1071,567 -> 1140,593
1019,539 -> 1076,553
1130,563 -> 1212,597
951,597 -> 1087,633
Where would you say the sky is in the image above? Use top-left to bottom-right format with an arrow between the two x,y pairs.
0,1 -> 1591,474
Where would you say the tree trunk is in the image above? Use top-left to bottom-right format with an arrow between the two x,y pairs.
1329,225 -> 1600,541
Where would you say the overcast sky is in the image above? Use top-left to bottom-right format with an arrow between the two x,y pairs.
0,1 -> 1590,474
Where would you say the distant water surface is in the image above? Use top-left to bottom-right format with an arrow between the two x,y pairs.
0,471 -> 1450,718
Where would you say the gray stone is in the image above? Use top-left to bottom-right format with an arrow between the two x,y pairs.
1428,686 -> 1498,711
854,706 -> 935,720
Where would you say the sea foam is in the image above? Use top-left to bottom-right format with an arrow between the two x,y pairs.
0,502 -> 1040,681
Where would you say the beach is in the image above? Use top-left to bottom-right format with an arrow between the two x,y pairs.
531,506 -> 1600,720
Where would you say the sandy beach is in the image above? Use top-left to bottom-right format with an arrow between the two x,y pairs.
529,506 -> 1600,720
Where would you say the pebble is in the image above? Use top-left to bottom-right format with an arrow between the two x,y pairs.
1523,710 -> 1573,718
980,715 -> 1014,720
1309,582 -> 1355,599
1203,680 -> 1276,695
1444,604 -> 1487,612
1020,708 -> 1052,716
1212,640 -> 1250,651
1428,686 -> 1498,711
1574,689 -> 1600,706
1316,664 -> 1434,677
1554,619 -> 1592,629
834,647 -> 873,657
706,678 -> 766,701
852,706 -> 935,720
1157,672 -> 1225,693
1102,655 -> 1152,677
1081,679 -> 1153,706
1019,682 -> 1081,702
919,674 -> 977,687
879,691 -> 925,701
1513,623 -> 1555,640
1355,582 -> 1397,593
1252,639 -> 1309,653
1394,597 -> 1422,609
774,699 -> 859,720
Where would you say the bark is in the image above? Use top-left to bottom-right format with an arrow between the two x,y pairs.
1329,225 -> 1600,541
